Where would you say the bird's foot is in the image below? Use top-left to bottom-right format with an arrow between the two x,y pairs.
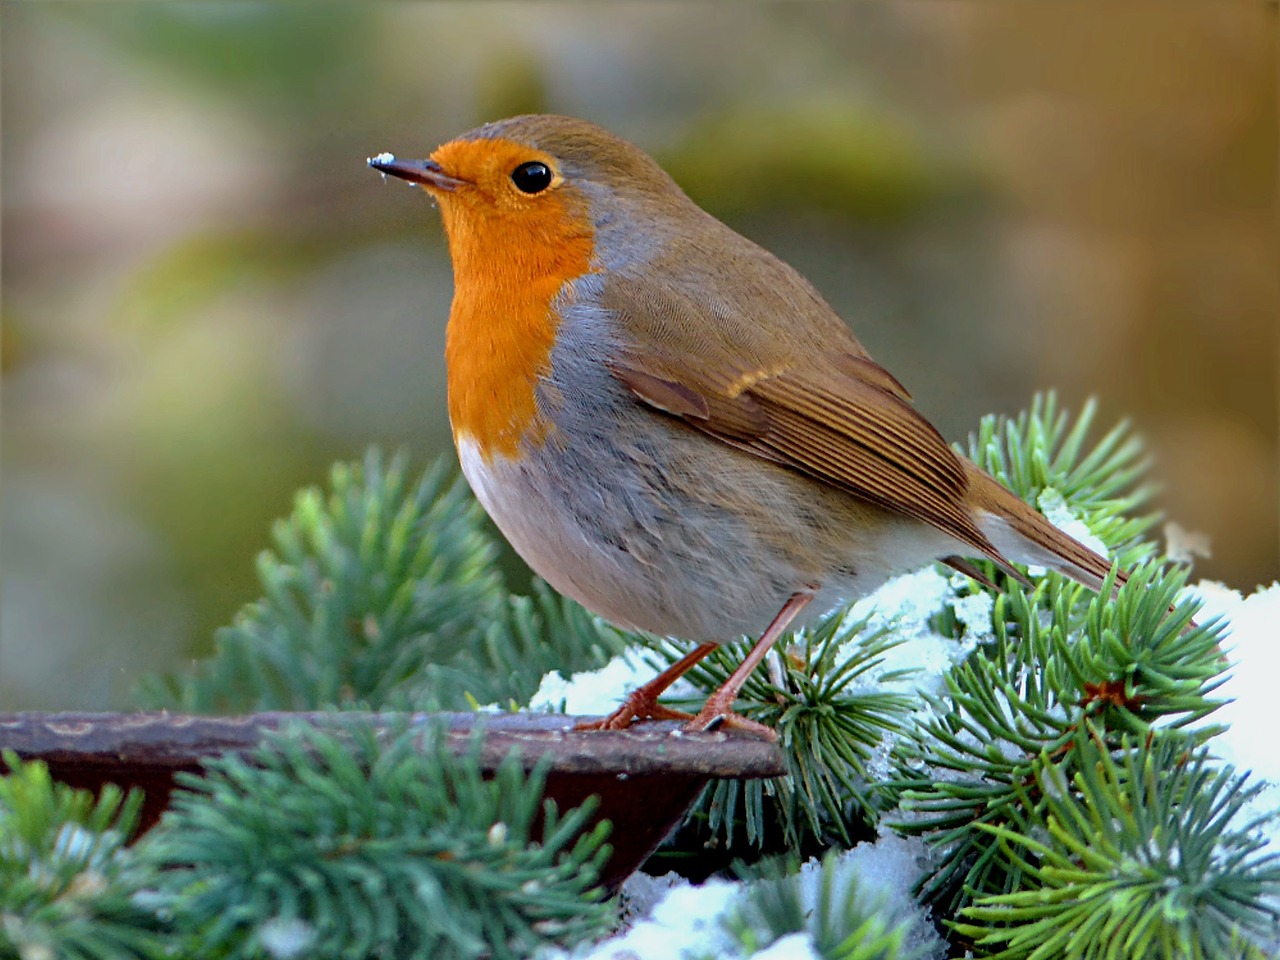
684,692 -> 777,741
575,690 -> 695,732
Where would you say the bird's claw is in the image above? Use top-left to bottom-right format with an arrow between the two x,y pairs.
575,692 -> 695,731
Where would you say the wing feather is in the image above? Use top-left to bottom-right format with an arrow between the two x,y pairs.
597,266 -> 1009,563
610,353 -> 1000,559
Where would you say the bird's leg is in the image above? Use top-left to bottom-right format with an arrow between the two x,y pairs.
576,642 -> 719,731
685,591 -> 814,739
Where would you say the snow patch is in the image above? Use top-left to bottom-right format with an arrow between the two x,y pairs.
1037,487 -> 1109,558
544,876 -> 739,959
527,652 -> 655,716
749,934 -> 821,960
1189,581 -> 1280,857
546,833 -> 946,960
845,567 -> 972,700
798,833 -> 946,959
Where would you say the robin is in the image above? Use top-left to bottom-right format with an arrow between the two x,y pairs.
368,114 -> 1119,738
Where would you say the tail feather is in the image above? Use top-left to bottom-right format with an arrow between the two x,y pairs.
942,554 -> 1027,591
964,465 -> 1124,595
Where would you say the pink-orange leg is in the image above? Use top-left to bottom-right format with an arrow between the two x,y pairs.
685,592 -> 815,739
576,641 -> 719,731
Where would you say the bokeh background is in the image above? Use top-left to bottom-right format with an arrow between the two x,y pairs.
4,3 -> 1275,710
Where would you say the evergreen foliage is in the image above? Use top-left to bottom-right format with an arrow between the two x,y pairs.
469,579 -> 631,711
955,731 -> 1280,959
0,729 -> 614,960
137,721 -> 613,960
651,613 -> 913,857
140,451 -> 499,711
0,752 -> 163,960
719,853 -> 920,960
891,564 -> 1230,913
141,450 -> 626,713
932,393 -> 1161,640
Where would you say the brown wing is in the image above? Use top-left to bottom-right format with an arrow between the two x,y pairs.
613,354 -> 1002,559
599,270 -> 1009,566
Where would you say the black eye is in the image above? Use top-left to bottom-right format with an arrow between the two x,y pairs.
511,161 -> 553,194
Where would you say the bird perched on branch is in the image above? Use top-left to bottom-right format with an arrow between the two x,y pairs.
369,115 -> 1119,738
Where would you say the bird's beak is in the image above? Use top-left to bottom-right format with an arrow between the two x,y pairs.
367,153 -> 466,192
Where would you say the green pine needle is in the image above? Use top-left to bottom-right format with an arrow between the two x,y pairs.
656,610 -> 915,853
140,450 -> 504,712
892,562 -> 1228,913
1053,563 -> 1229,732
465,579 -> 632,709
0,751 -> 162,960
721,852 -> 921,960
955,731 -> 1280,960
138,450 -> 628,713
136,721 -> 614,960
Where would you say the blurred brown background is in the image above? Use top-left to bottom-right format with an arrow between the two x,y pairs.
3,3 -> 1275,710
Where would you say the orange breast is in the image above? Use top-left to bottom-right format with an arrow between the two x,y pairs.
437,167 -> 595,460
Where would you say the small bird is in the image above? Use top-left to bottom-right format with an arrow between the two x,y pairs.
368,115 -> 1118,737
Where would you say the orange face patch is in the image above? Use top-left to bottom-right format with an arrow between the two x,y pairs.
424,137 -> 596,459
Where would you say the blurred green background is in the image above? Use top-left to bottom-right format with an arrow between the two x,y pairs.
3,3 -> 1275,710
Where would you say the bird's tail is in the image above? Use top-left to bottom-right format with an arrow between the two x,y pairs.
964,463 -> 1124,595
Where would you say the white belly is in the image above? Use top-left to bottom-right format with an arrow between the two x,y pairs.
456,433 -> 963,642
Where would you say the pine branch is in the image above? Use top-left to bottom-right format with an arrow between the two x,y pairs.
139,450 -> 503,711
1055,563 -> 1229,732
0,752 -> 163,960
719,852 -> 920,960
955,730 -> 1280,959
891,564 -> 1227,914
138,450 -> 628,713
934,392 -> 1162,631
136,721 -> 614,960
652,611 -> 915,859
460,579 -> 631,710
